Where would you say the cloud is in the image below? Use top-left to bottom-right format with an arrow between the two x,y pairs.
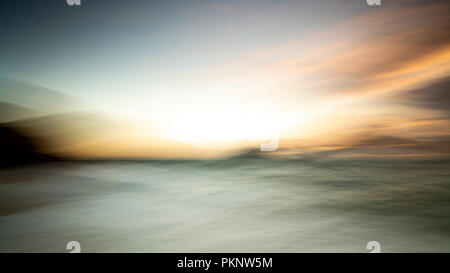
190,0 -> 450,99
392,76 -> 450,113
301,129 -> 450,158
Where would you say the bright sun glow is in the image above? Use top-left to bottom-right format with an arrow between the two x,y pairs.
164,99 -> 287,144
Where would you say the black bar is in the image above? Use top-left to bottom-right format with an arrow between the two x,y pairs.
1,253 -> 447,272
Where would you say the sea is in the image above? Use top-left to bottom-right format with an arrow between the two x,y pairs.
1,152 -> 449,252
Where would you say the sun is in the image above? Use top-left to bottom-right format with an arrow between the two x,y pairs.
164,100 -> 285,145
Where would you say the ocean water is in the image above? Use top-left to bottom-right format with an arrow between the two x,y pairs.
0,154 -> 449,252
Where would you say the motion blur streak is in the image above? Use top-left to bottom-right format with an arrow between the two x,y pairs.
0,0 -> 449,252
0,155 -> 449,252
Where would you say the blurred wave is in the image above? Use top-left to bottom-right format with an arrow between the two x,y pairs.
0,154 -> 448,252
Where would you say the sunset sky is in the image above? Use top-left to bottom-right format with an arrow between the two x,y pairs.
0,0 -> 449,158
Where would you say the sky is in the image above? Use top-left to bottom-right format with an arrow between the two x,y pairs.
0,0 -> 449,158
